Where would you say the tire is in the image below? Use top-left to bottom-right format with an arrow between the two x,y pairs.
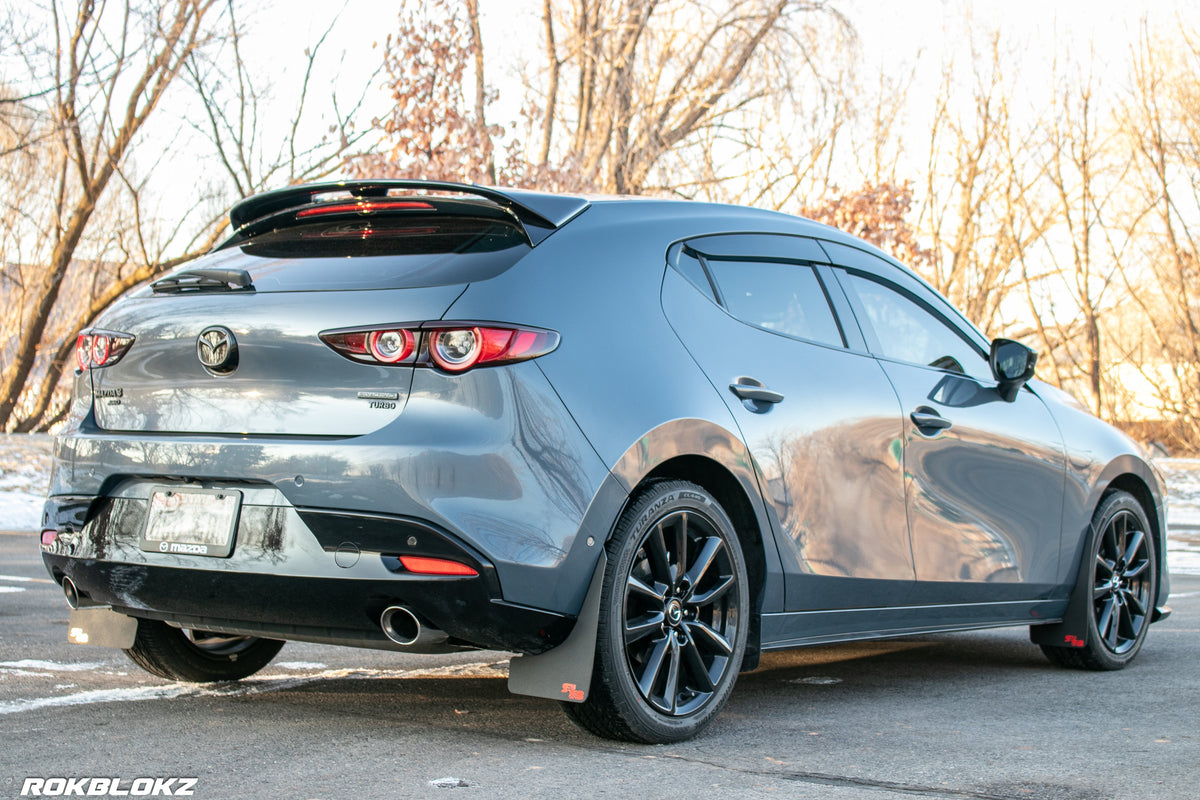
1041,491 -> 1157,671
563,480 -> 749,743
125,619 -> 284,682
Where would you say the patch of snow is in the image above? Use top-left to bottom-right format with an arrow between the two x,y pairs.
428,778 -> 470,789
0,433 -> 52,531
0,574 -> 53,583
0,660 -> 110,672
0,660 -> 511,716
274,662 -> 328,670
0,586 -> 26,593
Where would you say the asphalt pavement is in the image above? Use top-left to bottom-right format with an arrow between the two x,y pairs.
2,531 -> 1197,800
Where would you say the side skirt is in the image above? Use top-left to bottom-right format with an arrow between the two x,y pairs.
761,598 -> 1069,650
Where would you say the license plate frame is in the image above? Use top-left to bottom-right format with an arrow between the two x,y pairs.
139,487 -> 242,558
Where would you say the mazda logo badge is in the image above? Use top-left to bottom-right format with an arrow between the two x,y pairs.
197,326 -> 238,374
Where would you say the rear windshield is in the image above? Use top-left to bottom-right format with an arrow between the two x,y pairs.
219,215 -> 531,291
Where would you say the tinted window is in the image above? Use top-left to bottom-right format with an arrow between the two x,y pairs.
705,259 -> 844,347
211,215 -> 531,291
843,272 -> 989,379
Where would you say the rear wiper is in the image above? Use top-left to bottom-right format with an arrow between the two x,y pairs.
152,269 -> 254,294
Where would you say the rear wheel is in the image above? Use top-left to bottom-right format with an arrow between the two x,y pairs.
125,619 -> 284,682
563,480 -> 749,743
1041,491 -> 1157,671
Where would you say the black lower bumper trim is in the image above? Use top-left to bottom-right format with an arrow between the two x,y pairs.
43,554 -> 572,654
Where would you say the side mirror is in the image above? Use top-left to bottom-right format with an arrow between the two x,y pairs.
989,339 -> 1037,402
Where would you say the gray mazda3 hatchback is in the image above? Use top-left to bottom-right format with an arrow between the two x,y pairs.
42,180 -> 1171,743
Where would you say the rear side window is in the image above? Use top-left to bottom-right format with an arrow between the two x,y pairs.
222,215 -> 531,291
705,259 -> 844,347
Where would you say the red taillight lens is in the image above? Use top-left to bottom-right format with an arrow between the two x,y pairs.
75,330 -> 134,369
398,555 -> 479,577
76,335 -> 92,370
321,324 -> 559,372
428,326 -> 557,372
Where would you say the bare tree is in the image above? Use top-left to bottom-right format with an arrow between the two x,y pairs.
0,1 -> 367,431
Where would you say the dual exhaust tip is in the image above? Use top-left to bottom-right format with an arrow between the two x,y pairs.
380,605 -> 451,652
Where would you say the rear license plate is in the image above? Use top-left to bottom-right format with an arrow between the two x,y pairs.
140,487 -> 241,558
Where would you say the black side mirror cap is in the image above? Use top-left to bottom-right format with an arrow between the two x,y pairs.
989,339 -> 1037,402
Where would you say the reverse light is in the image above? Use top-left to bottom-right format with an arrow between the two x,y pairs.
399,555 -> 479,577
320,323 -> 559,372
76,330 -> 135,370
368,329 -> 415,364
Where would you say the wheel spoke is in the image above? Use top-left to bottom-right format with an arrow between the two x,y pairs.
627,574 -> 665,603
1092,582 -> 1112,601
646,524 -> 672,585
690,574 -> 735,606
686,619 -> 733,656
636,636 -> 670,700
683,536 -> 723,595
1105,598 -> 1122,649
626,611 -> 665,645
1095,554 -> 1115,580
1096,596 -> 1115,642
1122,589 -> 1147,619
681,637 -> 716,693
1122,529 -> 1145,565
661,637 -> 681,713
1123,556 -> 1150,580
675,513 -> 688,582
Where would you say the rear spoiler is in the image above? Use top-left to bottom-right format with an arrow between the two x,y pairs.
226,180 -> 590,246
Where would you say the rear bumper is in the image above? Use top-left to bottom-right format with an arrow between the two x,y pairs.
46,360 -> 624,617
41,490 -> 572,654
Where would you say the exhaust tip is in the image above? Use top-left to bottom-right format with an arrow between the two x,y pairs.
380,605 -> 421,646
62,576 -> 81,610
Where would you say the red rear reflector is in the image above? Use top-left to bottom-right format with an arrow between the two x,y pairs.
398,556 -> 478,576
41,530 -> 58,546
296,200 -> 435,218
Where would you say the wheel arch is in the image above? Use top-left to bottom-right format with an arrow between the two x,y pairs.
1101,470 -> 1169,614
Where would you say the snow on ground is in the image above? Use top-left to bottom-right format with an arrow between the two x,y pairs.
3,434 -> 1199,575
0,434 -> 52,532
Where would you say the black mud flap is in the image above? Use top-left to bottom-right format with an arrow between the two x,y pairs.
507,553 -> 605,704
68,607 -> 139,649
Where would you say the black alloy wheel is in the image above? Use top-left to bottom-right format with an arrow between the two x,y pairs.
622,507 -> 740,716
563,480 -> 749,743
1042,490 -> 1157,671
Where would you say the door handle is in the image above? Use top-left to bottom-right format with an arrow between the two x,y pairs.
730,378 -> 784,404
910,407 -> 952,434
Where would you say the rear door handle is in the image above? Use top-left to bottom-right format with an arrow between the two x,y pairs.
910,407 -> 952,434
730,378 -> 784,404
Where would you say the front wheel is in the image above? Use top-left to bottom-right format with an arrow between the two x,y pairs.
1041,491 -> 1157,671
563,480 -> 749,743
125,619 -> 284,682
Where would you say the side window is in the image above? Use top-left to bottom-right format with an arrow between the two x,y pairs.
705,259 -> 844,348
842,271 -> 990,380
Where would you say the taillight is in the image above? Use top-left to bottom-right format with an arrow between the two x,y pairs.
76,330 -> 134,370
320,323 -> 559,372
